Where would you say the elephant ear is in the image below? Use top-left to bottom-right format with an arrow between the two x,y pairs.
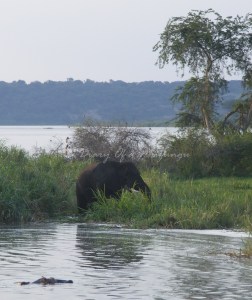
120,162 -> 140,179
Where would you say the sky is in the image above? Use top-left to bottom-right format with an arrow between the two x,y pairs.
0,0 -> 251,83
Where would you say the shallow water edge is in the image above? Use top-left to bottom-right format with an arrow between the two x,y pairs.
1,223 -> 252,300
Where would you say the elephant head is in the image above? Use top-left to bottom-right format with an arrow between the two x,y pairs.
76,160 -> 151,212
118,162 -> 151,200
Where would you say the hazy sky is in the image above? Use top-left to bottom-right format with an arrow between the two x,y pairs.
0,0 -> 251,83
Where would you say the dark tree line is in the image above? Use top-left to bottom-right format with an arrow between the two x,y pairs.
0,79 -> 245,125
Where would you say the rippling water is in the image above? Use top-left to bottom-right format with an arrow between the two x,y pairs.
1,127 -> 250,299
1,223 -> 252,300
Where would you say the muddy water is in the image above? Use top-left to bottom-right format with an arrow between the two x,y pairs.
0,223 -> 252,300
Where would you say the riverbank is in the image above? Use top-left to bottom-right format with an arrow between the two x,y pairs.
85,170 -> 252,230
1,144 -> 251,230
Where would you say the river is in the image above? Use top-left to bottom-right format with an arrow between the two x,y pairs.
0,126 -> 177,154
1,127 -> 251,299
0,126 -> 73,154
0,223 -> 252,300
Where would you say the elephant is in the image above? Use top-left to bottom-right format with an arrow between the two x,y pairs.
76,161 -> 151,212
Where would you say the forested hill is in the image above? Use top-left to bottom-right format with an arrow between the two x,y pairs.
0,79 -> 245,125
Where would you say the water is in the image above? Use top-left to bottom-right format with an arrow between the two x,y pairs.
1,223 -> 252,300
0,126 -> 73,154
0,126 -> 177,154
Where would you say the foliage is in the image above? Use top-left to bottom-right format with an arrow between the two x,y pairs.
158,128 -> 213,177
0,80 -> 246,125
171,77 -> 227,128
157,129 -> 252,178
85,170 -> 252,230
0,80 -> 183,125
154,9 -> 252,130
211,132 -> 252,176
1,140 -> 252,231
0,144 -> 79,223
154,9 -> 252,79
70,119 -> 152,162
221,92 -> 252,133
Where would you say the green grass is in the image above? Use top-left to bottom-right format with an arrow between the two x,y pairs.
1,142 -> 252,230
0,144 -> 86,223
85,169 -> 252,229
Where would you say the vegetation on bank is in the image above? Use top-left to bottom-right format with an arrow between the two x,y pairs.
1,10 -> 252,231
85,171 -> 252,229
0,143 -> 84,223
0,141 -> 252,232
158,129 -> 252,178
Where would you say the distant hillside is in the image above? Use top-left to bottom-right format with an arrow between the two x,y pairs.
0,79 -> 247,125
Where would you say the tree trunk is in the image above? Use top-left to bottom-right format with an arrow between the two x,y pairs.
203,62 -> 212,131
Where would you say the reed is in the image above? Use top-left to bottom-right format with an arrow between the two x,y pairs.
0,144 -> 80,223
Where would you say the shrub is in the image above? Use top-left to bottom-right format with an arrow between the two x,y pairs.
158,129 -> 252,178
158,128 -> 213,178
69,119 -> 152,162
211,133 -> 252,176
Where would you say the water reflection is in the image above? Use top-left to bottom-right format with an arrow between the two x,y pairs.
76,224 -> 148,269
0,224 -> 58,267
0,224 -> 252,300
166,232 -> 252,299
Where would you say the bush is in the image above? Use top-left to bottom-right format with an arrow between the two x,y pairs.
69,119 -> 152,162
211,133 -> 252,176
158,128 -> 213,177
158,129 -> 252,178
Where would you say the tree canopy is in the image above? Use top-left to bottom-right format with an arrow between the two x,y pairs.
153,9 -> 252,131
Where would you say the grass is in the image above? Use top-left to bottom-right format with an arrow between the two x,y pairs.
0,143 -> 86,223
85,169 -> 252,230
225,239 -> 252,259
1,142 -> 252,232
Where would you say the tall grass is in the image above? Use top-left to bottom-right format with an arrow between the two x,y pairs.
85,169 -> 252,229
1,142 -> 252,230
0,143 -> 82,223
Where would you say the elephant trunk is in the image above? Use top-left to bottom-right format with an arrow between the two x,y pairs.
135,181 -> 151,201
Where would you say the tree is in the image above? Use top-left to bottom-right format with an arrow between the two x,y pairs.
171,77 -> 226,128
153,9 -> 252,131
221,92 -> 252,133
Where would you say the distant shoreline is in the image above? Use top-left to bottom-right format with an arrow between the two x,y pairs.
0,80 -> 244,125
